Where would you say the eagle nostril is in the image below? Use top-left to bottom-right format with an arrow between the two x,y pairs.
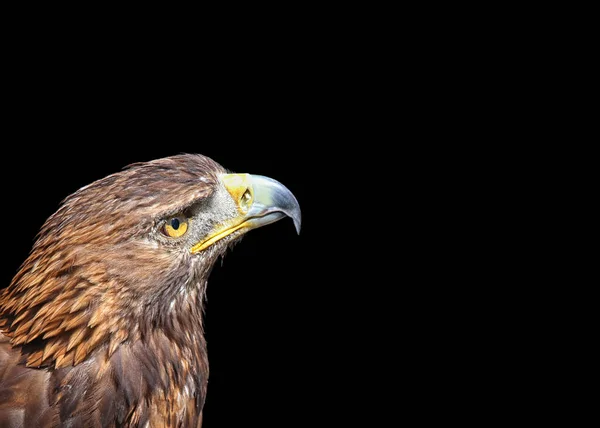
240,189 -> 253,211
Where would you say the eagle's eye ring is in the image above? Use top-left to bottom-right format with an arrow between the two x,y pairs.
162,216 -> 189,238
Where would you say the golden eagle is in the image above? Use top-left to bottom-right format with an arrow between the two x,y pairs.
0,154 -> 301,427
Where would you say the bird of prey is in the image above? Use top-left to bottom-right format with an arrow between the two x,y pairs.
0,154 -> 301,427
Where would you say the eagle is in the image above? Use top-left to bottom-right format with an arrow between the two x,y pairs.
0,154 -> 301,427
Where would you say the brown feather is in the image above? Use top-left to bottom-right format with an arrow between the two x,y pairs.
41,321 -> 64,339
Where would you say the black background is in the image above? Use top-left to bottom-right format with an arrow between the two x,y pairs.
0,8 -> 517,426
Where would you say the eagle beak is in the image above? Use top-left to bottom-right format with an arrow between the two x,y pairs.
190,174 -> 301,254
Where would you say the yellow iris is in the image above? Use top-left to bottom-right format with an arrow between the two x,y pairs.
163,216 -> 189,238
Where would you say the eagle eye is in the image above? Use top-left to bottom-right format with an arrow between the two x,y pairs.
162,216 -> 189,238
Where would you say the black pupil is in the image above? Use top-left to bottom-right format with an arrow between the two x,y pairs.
171,218 -> 180,230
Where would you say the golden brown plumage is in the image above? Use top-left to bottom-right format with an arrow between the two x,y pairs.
0,154 -> 300,427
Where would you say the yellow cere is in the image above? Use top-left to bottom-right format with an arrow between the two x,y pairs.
221,174 -> 254,213
190,174 -> 256,254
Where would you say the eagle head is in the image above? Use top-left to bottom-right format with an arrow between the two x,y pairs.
0,154 -> 301,370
